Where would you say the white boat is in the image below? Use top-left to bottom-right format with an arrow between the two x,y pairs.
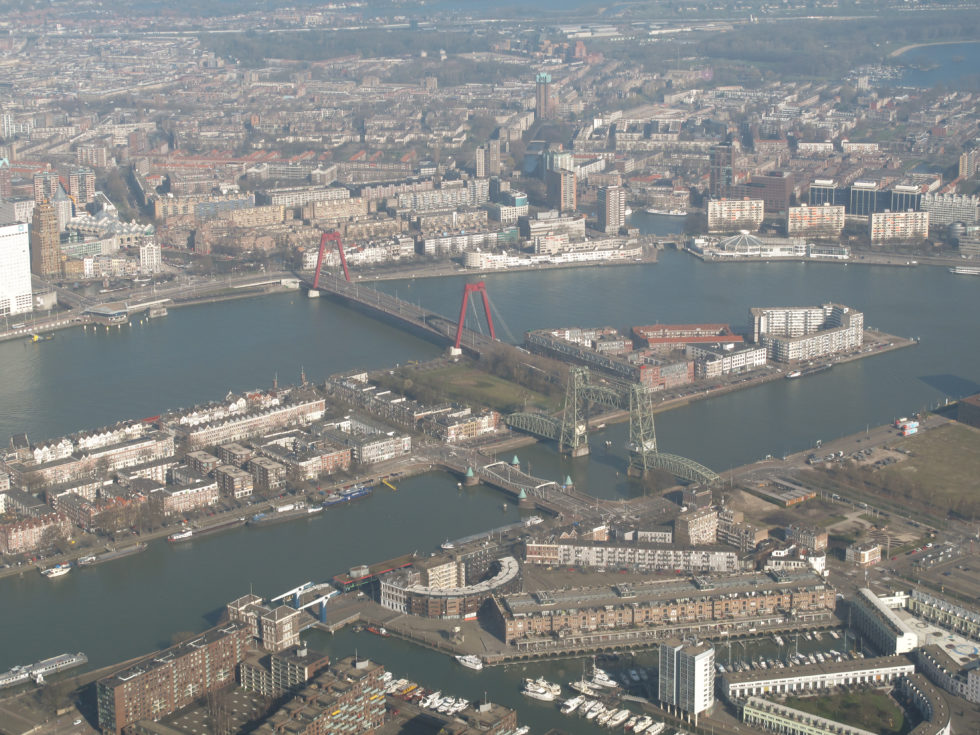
385,678 -> 408,694
455,654 -> 484,671
419,691 -> 441,708
522,679 -> 556,701
41,564 -> 71,578
607,709 -> 631,728
590,665 -> 620,688
168,529 -> 193,542
597,708 -> 615,726
535,677 -> 562,697
514,728 -> 530,735
586,704 -> 605,720
633,716 -> 655,734
646,723 -> 666,735
579,699 -> 599,717
440,540 -> 455,550
950,266 -> 980,275
570,677 -> 600,695
645,208 -> 686,216
626,715 -> 639,730
561,695 -> 585,714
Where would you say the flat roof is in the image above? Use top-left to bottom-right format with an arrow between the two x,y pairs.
100,622 -> 247,688
502,570 -> 826,616
723,655 -> 913,685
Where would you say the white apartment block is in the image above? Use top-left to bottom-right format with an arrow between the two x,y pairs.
139,242 -> 162,274
921,193 -> 980,226
869,210 -> 929,242
524,541 -> 738,574
660,640 -> 715,718
786,204 -> 845,236
751,304 -> 863,363
722,656 -> 915,700
687,344 -> 767,378
0,222 -> 33,316
707,199 -> 764,232
851,588 -> 918,655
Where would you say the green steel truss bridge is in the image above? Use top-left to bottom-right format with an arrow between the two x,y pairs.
505,368 -> 720,485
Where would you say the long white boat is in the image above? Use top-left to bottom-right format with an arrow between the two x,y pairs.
521,680 -> 555,701
454,654 -> 484,671
569,678 -> 599,696
41,564 -> 71,578
561,695 -> 585,714
0,652 -> 87,689
607,709 -> 631,728
950,266 -> 980,276
633,716 -> 655,733
533,677 -> 562,697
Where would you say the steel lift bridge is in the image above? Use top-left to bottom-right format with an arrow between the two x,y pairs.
506,367 -> 719,485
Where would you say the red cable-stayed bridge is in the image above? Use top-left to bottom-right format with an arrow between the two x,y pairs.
303,231 -> 499,355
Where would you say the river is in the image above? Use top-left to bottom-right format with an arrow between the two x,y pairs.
897,40 -> 980,88
1,216 -> 979,719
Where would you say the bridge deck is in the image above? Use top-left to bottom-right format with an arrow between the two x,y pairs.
307,273 -> 492,353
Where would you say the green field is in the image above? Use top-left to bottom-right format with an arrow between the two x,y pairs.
784,691 -> 908,735
803,422 -> 980,523
383,364 -> 560,414
886,422 -> 980,491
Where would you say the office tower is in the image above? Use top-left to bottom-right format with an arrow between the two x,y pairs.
67,167 -> 96,206
0,221 -> 33,316
709,143 -> 735,199
535,72 -> 555,120
545,168 -> 576,212
33,172 -> 59,204
30,200 -> 60,278
475,141 -> 500,178
597,185 -> 626,233
0,158 -> 10,199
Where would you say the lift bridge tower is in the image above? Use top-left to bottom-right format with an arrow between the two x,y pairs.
558,367 -> 590,457
627,383 -> 720,484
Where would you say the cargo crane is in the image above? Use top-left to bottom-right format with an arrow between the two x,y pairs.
311,231 -> 350,291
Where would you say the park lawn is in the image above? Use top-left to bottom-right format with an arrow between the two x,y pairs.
413,364 -> 558,414
784,691 -> 907,735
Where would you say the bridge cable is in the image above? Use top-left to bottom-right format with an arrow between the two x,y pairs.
484,294 -> 517,344
468,293 -> 485,337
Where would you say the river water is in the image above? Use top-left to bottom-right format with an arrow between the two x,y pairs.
2,215 -> 979,725
897,40 -> 980,88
